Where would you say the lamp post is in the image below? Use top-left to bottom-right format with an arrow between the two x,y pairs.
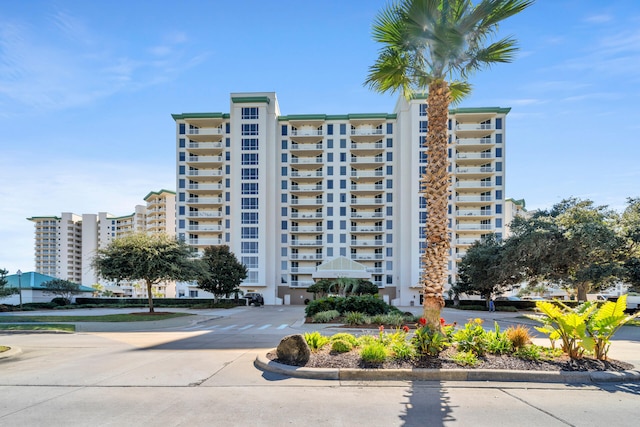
16,269 -> 22,310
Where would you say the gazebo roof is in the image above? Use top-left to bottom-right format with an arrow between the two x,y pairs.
312,257 -> 372,280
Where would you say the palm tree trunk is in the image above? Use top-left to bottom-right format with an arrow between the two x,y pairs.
421,80 -> 452,329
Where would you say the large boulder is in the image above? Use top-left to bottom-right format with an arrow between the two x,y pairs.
276,334 -> 311,366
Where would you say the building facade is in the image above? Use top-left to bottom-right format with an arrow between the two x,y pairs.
173,92 -> 509,305
28,190 -> 176,296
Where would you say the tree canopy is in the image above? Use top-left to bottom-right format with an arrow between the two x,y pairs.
93,233 -> 201,312
0,268 -> 16,298
42,278 -> 81,303
196,245 -> 247,303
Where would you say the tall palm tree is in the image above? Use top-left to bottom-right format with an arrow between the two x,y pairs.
365,0 -> 533,329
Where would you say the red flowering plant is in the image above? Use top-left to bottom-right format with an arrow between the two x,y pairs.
412,317 -> 453,356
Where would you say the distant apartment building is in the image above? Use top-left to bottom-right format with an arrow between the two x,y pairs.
504,198 -> 528,238
27,190 -> 176,296
173,92 -> 509,305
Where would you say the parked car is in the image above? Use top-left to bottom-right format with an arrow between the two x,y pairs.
244,292 -> 264,306
495,296 -> 521,301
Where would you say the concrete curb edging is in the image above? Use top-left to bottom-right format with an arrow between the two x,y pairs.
0,346 -> 22,360
255,353 -> 640,383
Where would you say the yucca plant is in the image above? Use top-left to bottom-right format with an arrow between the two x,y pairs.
585,295 -> 640,360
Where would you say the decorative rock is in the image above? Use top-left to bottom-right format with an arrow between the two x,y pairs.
276,334 -> 311,366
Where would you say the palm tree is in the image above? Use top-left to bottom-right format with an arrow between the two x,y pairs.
365,0 -> 533,329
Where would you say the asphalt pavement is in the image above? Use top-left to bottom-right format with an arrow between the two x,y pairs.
1,305 -> 639,426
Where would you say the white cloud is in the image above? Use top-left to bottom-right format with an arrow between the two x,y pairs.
584,14 -> 613,24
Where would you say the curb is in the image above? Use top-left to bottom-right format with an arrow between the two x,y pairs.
0,346 -> 22,361
255,353 -> 640,383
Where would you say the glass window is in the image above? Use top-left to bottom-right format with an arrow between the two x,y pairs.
340,180 -> 346,189
242,183 -> 258,194
495,204 -> 502,214
179,206 -> 185,215
386,123 -> 393,134
226,123 -> 230,134
496,176 -> 503,186
179,138 -> 185,148
281,125 -> 288,136
340,166 -> 346,176
179,123 -> 185,134
241,227 -> 259,239
242,153 -> 259,165
496,148 -> 502,158
496,133 -> 503,144
327,193 -> 333,203
327,234 -> 333,243
340,234 -> 346,243
241,123 -> 259,135
340,124 -> 346,135
328,247 -> 334,257
386,220 -> 392,230
281,153 -> 287,163
241,168 -> 259,180
281,140 -> 287,150
242,256 -> 259,268
496,190 -> 503,200
327,220 -> 333,230
340,139 -> 346,148
386,206 -> 393,216
387,138 -> 393,148
496,218 -> 503,228
340,153 -> 346,162
327,207 -> 333,216
281,193 -> 287,203
419,104 -> 427,116
281,180 -> 287,190
241,107 -> 259,119
241,242 -> 258,253
419,121 -> 428,133
179,179 -> 185,189
386,152 -> 392,162
496,162 -> 503,172
241,212 -> 258,224
327,166 -> 333,175
386,193 -> 392,202
386,165 -> 392,175
327,124 -> 333,135
327,139 -> 333,149
241,138 -> 259,150
495,118 -> 503,129
386,179 -> 392,189
327,180 -> 333,189
241,197 -> 259,209
327,152 -> 333,162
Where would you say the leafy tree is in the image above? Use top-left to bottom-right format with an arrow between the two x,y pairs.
455,234 -> 520,304
93,232 -> 201,312
505,198 -> 623,301
0,268 -> 17,298
620,198 -> 640,291
352,280 -> 380,296
196,245 -> 247,303
42,278 -> 81,303
307,280 -> 331,299
365,0 -> 532,328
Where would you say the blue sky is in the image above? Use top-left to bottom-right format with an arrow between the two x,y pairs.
1,0 -> 639,275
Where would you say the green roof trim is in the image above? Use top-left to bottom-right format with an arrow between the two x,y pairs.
278,113 -> 397,121
27,216 -> 61,221
231,96 -> 271,104
171,113 -> 227,121
506,198 -> 526,209
143,189 -> 176,201
449,107 -> 511,114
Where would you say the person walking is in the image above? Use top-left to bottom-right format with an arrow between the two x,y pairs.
489,297 -> 495,312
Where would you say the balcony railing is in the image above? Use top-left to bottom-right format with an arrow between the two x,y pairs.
188,238 -> 223,246
455,167 -> 494,174
291,184 -> 323,191
291,226 -> 324,233
456,123 -> 493,131
289,254 -> 323,260
456,224 -> 493,231
350,157 -> 384,164
188,155 -> 224,163
350,211 -> 384,219
350,170 -> 384,178
351,142 -> 384,149
290,240 -> 323,246
455,138 -> 494,146
290,198 -> 323,205
290,157 -> 323,164
456,152 -> 493,160
291,129 -> 323,136
290,143 -> 324,150
290,280 -> 315,288
289,267 -> 317,274
351,184 -> 384,191
454,181 -> 493,189
456,209 -> 493,216
350,198 -> 384,205
185,211 -> 223,218
456,195 -> 493,202
351,253 -> 384,260
189,141 -> 224,149
289,212 -> 323,219
187,197 -> 224,204
350,240 -> 384,247
186,169 -> 223,177
351,129 -> 384,136
290,170 -> 323,178
187,128 -> 223,136
351,226 -> 383,232
188,183 -> 224,191
188,225 -> 223,232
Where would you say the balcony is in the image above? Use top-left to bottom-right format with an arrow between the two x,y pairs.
290,253 -> 324,260
290,198 -> 323,206
185,210 -> 223,219
454,181 -> 493,190
290,157 -> 323,165
290,239 -> 323,247
188,141 -> 224,153
290,212 -> 323,219
455,209 -> 493,217
290,184 -> 323,192
186,127 -> 224,142
350,170 -> 384,179
186,155 -> 224,167
351,184 -> 384,192
350,211 -> 384,219
456,223 -> 493,231
290,267 -> 317,274
188,238 -> 223,246
188,183 -> 224,192
187,225 -> 223,232
350,239 -> 384,247
456,238 -> 479,245
351,141 -> 384,150
290,142 -> 324,152
291,129 -> 323,136
186,169 -> 223,177
290,280 -> 315,288
351,226 -> 383,233
366,267 -> 384,274
350,198 -> 384,206
291,226 -> 324,233
456,123 -> 493,131
351,253 -> 384,260
350,156 -> 384,165
290,170 -> 323,178
456,195 -> 493,203
186,197 -> 224,207
456,152 -> 493,161
455,166 -> 494,178
455,137 -> 494,148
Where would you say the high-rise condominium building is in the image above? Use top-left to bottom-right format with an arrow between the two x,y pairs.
173,92 -> 509,305
27,190 -> 176,294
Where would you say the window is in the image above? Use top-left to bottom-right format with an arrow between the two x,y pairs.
242,256 -> 259,268
241,107 -> 259,119
327,139 -> 333,149
241,197 -> 259,209
340,139 -> 346,149
189,290 -> 198,298
496,218 -> 503,228
495,204 -> 502,214
242,153 -> 259,165
241,138 -> 259,150
281,125 -> 288,136
179,179 -> 185,189
496,133 -> 503,144
327,220 -> 334,229
327,124 -> 333,135
179,138 -> 185,148
386,179 -> 393,189
242,212 -> 258,224
387,138 -> 393,148
496,148 -> 502,158
281,140 -> 287,150
496,162 -> 503,172
241,242 -> 258,253
496,176 -> 503,186
386,152 -> 393,162
327,153 -> 333,162
419,104 -> 427,116
419,121 -> 428,133
340,124 -> 346,135
179,124 -> 185,134
241,123 -> 259,135
241,168 -> 259,180
241,227 -> 258,239
495,118 -> 503,130
245,271 -> 258,283
496,190 -> 503,200
386,123 -> 393,134
281,180 -> 287,190
327,193 -> 333,203
242,183 -> 258,194
340,153 -> 346,162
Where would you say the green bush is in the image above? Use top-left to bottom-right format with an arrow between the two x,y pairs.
390,340 -> 416,360
335,295 -> 390,316
51,297 -> 71,306
330,333 -> 358,347
451,350 -> 478,367
485,323 -> 513,355
360,341 -> 388,364
344,311 -> 368,326
453,318 -> 489,356
513,344 -> 542,361
305,297 -> 340,317
312,310 -> 341,323
304,332 -> 329,351
331,339 -> 353,353
413,326 -> 450,356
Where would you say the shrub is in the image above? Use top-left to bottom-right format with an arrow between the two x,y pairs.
360,341 -> 388,364
357,334 -> 378,346
513,344 -> 542,361
453,318 -> 489,356
305,297 -> 340,317
304,332 -> 329,351
51,297 -> 71,306
369,314 -> 387,325
335,295 -> 390,316
331,339 -> 353,353
390,340 -> 416,360
506,325 -> 532,349
485,322 -> 512,355
312,310 -> 340,323
344,311 -> 368,326
382,313 -> 406,327
330,333 -> 358,347
455,305 -> 487,311
413,326 -> 450,356
452,350 -> 479,367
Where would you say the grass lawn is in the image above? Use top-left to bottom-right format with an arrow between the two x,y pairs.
0,324 -> 76,332
0,345 -> 9,353
0,312 -> 193,323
